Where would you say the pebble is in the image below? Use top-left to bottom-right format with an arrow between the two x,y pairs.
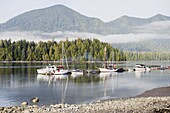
21,102 -> 28,106
0,107 -> 4,111
1,97 -> 170,113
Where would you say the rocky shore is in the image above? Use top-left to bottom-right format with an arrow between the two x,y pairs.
1,87 -> 170,113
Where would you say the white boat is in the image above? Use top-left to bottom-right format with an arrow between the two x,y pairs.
98,66 -> 118,73
37,64 -> 69,75
134,64 -> 151,72
37,64 -> 56,75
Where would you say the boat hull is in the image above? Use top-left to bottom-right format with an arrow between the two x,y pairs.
54,70 -> 69,75
134,68 -> 146,72
37,69 -> 54,75
99,68 -> 117,73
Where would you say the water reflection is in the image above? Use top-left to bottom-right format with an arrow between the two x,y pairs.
100,73 -> 109,98
37,74 -> 69,104
37,74 -> 68,82
135,71 -> 145,79
0,73 -> 36,88
37,73 -> 115,85
99,72 -> 118,99
135,71 -> 151,79
0,62 -> 38,75
71,75 -> 100,84
37,72 -> 118,101
70,72 -> 83,78
99,72 -> 117,79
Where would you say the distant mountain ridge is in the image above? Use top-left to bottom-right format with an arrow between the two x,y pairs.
0,5 -> 170,34
112,38 -> 170,52
0,5 -> 107,34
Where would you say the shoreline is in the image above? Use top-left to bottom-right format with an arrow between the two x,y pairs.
1,86 -> 170,113
0,60 -> 126,64
136,86 -> 170,97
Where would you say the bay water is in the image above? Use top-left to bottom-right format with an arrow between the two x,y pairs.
0,61 -> 170,106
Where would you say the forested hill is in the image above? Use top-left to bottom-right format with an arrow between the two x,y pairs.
0,5 -> 107,34
0,5 -> 170,34
0,38 -> 126,61
112,39 -> 170,52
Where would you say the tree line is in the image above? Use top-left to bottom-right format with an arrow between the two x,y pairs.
0,38 -> 126,61
125,52 -> 170,61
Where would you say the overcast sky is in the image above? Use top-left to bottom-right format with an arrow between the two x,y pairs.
0,0 -> 170,23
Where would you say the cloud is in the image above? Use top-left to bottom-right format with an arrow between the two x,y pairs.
135,21 -> 170,34
0,31 -> 170,44
0,31 -> 47,42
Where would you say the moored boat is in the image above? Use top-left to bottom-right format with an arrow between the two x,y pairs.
37,64 -> 56,75
99,64 -> 118,73
37,64 -> 70,75
134,64 -> 151,72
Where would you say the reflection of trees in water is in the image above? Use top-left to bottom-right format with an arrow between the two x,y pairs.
0,63 -> 37,75
0,72 -> 37,88
0,62 -> 38,87
70,75 -> 100,84
70,72 -> 115,84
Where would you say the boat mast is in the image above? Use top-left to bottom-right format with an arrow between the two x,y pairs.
104,46 -> 107,68
62,42 -> 64,66
112,50 -> 114,64
62,42 -> 69,70
92,38 -> 94,71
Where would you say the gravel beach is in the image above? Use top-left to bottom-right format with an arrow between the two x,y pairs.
1,87 -> 170,113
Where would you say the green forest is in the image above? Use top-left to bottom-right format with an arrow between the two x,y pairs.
0,38 -> 126,61
1,38 -> 169,62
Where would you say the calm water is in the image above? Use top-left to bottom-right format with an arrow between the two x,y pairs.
0,61 -> 170,107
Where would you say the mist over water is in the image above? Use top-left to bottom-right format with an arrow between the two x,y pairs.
0,31 -> 170,43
